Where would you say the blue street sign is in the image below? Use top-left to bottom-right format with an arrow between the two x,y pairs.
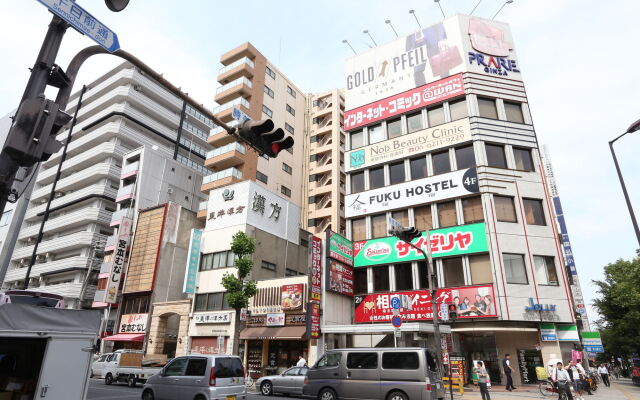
391,315 -> 402,328
232,107 -> 250,123
36,0 -> 120,53
391,296 -> 401,310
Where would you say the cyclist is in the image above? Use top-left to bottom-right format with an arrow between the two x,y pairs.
567,361 -> 585,400
552,361 -> 574,400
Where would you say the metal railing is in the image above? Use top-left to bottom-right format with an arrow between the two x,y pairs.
206,142 -> 246,159
215,77 -> 252,94
213,98 -> 250,115
202,167 -> 243,184
219,57 -> 255,74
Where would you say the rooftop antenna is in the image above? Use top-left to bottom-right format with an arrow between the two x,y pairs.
469,0 -> 483,16
434,0 -> 446,19
409,10 -> 422,28
492,0 -> 514,20
363,30 -> 378,46
342,39 -> 357,55
385,19 -> 399,38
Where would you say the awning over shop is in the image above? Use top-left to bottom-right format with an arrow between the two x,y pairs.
240,326 -> 306,340
103,333 -> 145,342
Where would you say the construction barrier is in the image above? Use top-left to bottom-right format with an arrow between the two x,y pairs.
442,376 -> 464,395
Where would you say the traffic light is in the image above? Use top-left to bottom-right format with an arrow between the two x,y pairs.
236,119 -> 294,158
448,304 -> 458,320
3,98 -> 71,167
389,226 -> 421,243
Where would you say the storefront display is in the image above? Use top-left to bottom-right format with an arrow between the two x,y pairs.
516,349 -> 543,384
247,341 -> 263,378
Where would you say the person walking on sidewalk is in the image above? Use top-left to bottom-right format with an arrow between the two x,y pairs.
598,364 -> 610,387
474,361 -> 491,400
575,361 -> 592,395
567,361 -> 585,400
502,354 -> 516,391
552,362 -> 574,400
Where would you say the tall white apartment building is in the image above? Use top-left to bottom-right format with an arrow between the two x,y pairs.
3,62 -> 212,308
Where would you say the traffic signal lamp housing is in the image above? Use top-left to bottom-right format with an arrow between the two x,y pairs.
448,304 -> 458,320
389,226 -> 421,243
236,119 -> 294,158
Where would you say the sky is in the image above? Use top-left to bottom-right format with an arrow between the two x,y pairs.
1,0 -> 639,324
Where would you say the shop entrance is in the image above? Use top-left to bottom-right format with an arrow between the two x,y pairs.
460,333 -> 501,384
516,349 -> 543,384
268,340 -> 307,373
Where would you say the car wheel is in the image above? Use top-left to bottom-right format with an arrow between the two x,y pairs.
387,391 -> 408,400
142,389 -> 155,400
104,373 -> 113,385
261,381 -> 273,396
127,376 -> 137,387
319,388 -> 337,400
194,396 -> 207,400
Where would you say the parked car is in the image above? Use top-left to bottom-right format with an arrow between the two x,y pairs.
142,355 -> 247,400
303,347 -> 445,400
256,366 -> 308,395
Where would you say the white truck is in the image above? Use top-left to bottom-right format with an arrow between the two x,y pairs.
92,350 -> 164,387
0,302 -> 101,399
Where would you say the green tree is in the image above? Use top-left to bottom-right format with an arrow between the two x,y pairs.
222,231 -> 257,355
592,251 -> 640,359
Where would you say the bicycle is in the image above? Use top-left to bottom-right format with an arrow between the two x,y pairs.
556,381 -> 570,400
539,379 -> 557,397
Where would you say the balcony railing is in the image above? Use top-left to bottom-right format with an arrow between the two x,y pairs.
202,167 -> 243,184
198,201 -> 208,211
206,142 -> 246,159
216,77 -> 252,94
213,98 -> 250,115
219,56 -> 255,74
210,120 -> 238,137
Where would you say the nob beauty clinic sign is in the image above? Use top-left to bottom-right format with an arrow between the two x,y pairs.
345,168 -> 479,218
344,15 -> 520,111
346,118 -> 471,172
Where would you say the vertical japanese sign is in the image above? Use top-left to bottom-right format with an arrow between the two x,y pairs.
104,217 -> 132,303
310,236 -> 322,303
183,229 -> 202,294
306,302 -> 321,339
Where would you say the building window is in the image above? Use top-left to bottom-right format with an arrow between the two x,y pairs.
261,261 -> 276,271
437,201 -> 457,228
354,268 -> 368,294
443,257 -> 465,287
195,292 -> 232,312
256,171 -> 268,184
200,251 -> 236,271
494,195 -> 517,222
122,295 -> 150,314
369,167 -> 385,190
371,214 -> 387,238
485,143 -> 507,168
427,105 -> 445,126
410,157 -> 427,180
389,161 -> 405,185
264,85 -> 274,98
391,210 -> 408,228
351,171 -> 365,193
432,150 -> 451,175
418,262 -> 429,289
523,198 -> 546,225
351,218 -> 366,241
534,256 -> 558,285
265,66 -> 276,79
373,266 -> 390,292
285,268 -> 299,277
282,163 -> 292,174
287,86 -> 296,98
395,263 -> 413,291
0,210 -> 12,226
285,123 -> 295,134
407,112 -> 423,133
469,254 -> 492,284
414,205 -> 433,231
513,147 -> 534,172
503,253 -> 528,284
478,97 -> 498,119
462,196 -> 484,224
504,101 -> 525,123
455,145 -> 475,170
387,118 -> 402,139
350,130 -> 364,149
368,124 -> 385,145
449,98 -> 468,121
281,185 -> 291,197
262,105 -> 273,118
286,104 -> 295,116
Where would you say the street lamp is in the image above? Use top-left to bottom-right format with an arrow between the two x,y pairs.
609,118 -> 640,247
362,30 -> 377,46
341,39 -> 357,55
385,20 -> 399,38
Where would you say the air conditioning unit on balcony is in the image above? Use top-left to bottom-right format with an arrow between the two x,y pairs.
36,255 -> 46,263
133,85 -> 143,92
167,188 -> 174,194
54,191 -> 64,198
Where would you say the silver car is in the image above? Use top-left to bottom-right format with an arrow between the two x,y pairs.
142,355 -> 247,400
256,366 -> 308,396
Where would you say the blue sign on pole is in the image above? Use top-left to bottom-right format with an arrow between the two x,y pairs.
36,0 -> 120,52
183,229 -> 203,294
391,297 -> 401,310
232,107 -> 250,123
391,315 -> 402,328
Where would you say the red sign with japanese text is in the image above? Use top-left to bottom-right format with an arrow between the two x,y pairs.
310,236 -> 322,303
327,260 -> 354,296
307,302 -> 321,339
281,284 -> 304,311
353,285 -> 496,323
344,74 -> 464,131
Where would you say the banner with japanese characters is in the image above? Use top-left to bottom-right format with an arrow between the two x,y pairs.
326,260 -> 354,296
353,223 -> 488,267
344,75 -> 464,131
104,217 -> 132,303
306,302 -> 321,339
310,236 -> 323,303
354,284 -> 495,323
345,168 -> 479,218
183,228 -> 202,294
346,118 -> 471,172
327,230 -> 353,266
119,313 -> 148,333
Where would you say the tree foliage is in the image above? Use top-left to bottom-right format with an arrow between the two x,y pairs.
592,251 -> 640,358
222,231 -> 257,310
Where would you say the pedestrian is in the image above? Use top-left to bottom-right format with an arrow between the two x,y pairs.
567,361 -> 585,400
575,361 -> 592,395
296,354 -> 307,367
598,363 -> 610,387
502,353 -> 516,391
552,362 -> 574,400
474,361 -> 491,400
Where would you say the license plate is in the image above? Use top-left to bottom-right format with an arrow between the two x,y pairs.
227,396 -> 236,400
